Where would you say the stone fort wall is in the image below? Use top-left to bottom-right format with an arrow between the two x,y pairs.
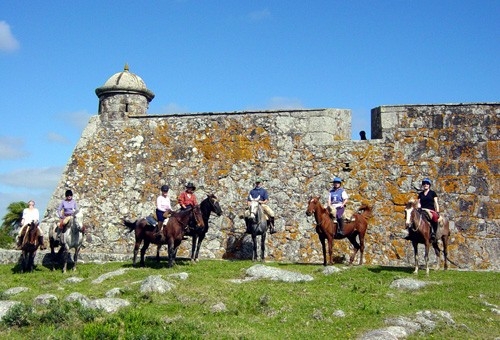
40,103 -> 499,270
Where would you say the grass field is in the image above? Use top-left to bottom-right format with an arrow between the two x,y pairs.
0,259 -> 498,339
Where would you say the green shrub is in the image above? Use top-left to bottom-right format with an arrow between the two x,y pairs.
1,303 -> 35,327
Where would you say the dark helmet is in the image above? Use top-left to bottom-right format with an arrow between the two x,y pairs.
65,189 -> 73,197
422,178 -> 432,186
186,182 -> 196,190
161,185 -> 169,192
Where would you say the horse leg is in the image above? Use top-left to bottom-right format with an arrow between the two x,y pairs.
347,235 -> 361,265
251,234 -> 258,262
327,237 -> 334,265
319,236 -> 327,266
140,241 -> 150,267
191,235 -> 198,263
194,233 -> 205,263
260,233 -> 266,262
132,241 -> 140,267
412,241 -> 419,275
62,246 -> 69,273
424,241 -> 430,276
442,235 -> 449,270
432,240 -> 441,270
156,245 -> 161,263
73,247 -> 80,271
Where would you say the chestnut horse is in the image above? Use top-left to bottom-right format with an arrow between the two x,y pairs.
19,221 -> 42,273
404,199 -> 450,275
186,194 -> 223,263
305,196 -> 371,266
163,205 -> 204,268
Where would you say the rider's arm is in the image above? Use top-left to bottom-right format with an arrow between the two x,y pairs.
434,197 -> 439,213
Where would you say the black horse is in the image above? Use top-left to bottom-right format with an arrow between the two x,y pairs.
186,194 -> 223,262
244,200 -> 269,262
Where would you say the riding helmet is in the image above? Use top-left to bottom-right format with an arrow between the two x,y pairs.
422,178 -> 432,186
331,177 -> 342,183
161,185 -> 169,192
185,182 -> 196,190
65,189 -> 73,197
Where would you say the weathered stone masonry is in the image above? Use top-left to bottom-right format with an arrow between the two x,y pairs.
40,67 -> 499,270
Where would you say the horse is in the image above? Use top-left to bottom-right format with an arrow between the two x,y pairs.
163,205 -> 204,268
49,210 -> 86,273
404,199 -> 450,275
305,196 -> 371,266
123,216 -> 163,267
19,221 -> 42,273
186,194 -> 223,263
244,200 -> 269,262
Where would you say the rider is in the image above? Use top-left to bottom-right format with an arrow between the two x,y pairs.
155,185 -> 172,237
178,182 -> 198,235
418,178 -> 440,240
327,177 -> 349,236
16,200 -> 45,250
57,190 -> 79,231
243,177 -> 276,234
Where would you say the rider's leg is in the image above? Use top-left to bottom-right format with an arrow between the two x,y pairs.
16,226 -> 26,249
262,205 -> 276,234
336,217 -> 344,236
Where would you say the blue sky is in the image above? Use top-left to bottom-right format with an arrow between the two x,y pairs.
0,0 -> 499,217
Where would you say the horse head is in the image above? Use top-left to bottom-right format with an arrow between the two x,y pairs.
26,221 -> 39,245
71,210 -> 86,234
404,200 -> 419,228
305,196 -> 320,217
207,194 -> 223,216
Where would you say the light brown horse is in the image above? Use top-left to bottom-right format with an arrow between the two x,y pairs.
404,199 -> 450,275
305,196 -> 371,266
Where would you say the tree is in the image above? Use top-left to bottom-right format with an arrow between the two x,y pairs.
0,201 -> 27,248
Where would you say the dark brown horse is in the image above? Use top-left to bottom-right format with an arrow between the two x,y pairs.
163,205 -> 204,268
186,194 -> 223,263
123,217 -> 162,267
305,196 -> 371,266
404,199 -> 450,275
19,221 -> 42,273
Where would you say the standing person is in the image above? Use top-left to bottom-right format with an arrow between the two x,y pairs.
155,185 -> 172,236
244,178 -> 276,234
57,189 -> 78,229
178,182 -> 198,210
418,178 -> 440,240
327,177 -> 349,236
16,200 -> 45,250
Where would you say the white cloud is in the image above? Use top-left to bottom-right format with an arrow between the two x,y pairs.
266,97 -> 304,110
248,9 -> 271,21
47,132 -> 71,144
55,110 -> 92,131
0,166 -> 63,189
0,21 -> 20,52
0,136 -> 29,160
161,103 -> 189,114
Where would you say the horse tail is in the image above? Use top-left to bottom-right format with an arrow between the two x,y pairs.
123,219 -> 137,233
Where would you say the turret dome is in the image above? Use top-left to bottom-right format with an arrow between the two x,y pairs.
95,64 -> 155,100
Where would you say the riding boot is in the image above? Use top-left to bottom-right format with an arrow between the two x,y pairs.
337,218 -> 344,236
38,235 -> 46,250
155,221 -> 163,237
268,217 -> 276,234
430,221 -> 437,240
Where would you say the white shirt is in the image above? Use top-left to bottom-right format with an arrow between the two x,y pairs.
157,195 -> 172,212
22,207 -> 40,225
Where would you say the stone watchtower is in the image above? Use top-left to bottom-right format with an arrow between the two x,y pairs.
95,64 -> 155,120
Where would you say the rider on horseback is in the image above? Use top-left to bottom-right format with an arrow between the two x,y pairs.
418,178 -> 440,240
16,200 -> 45,250
327,177 -> 349,236
155,185 -> 173,239
243,177 -> 276,234
178,182 -> 198,235
56,190 -> 78,239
